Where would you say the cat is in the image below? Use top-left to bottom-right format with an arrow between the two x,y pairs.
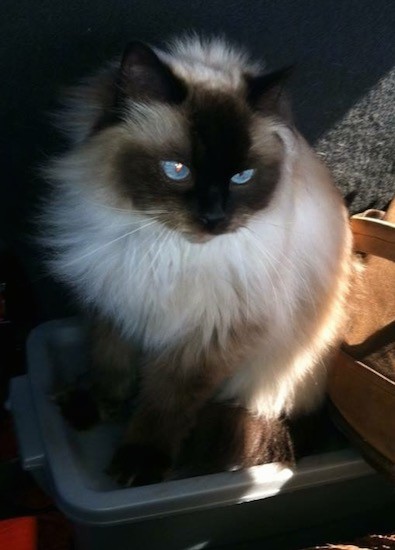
43,35 -> 352,485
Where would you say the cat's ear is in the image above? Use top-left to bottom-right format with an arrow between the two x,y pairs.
117,41 -> 187,104
246,66 -> 293,121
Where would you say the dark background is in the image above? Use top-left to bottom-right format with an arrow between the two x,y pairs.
1,0 -> 394,320
0,4 -> 394,546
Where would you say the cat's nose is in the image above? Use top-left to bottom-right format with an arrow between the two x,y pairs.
199,211 -> 226,231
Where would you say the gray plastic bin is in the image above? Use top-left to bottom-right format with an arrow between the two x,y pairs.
10,319 -> 395,549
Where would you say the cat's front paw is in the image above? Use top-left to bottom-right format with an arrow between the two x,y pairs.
107,444 -> 172,487
54,388 -> 100,431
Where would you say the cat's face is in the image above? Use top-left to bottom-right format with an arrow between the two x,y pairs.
88,42 -> 289,242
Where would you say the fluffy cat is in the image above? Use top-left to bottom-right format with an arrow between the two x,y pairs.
43,36 -> 352,484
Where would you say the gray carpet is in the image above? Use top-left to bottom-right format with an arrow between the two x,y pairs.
317,67 -> 395,214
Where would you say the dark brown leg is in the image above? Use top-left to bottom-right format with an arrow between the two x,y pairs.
90,320 -> 139,420
174,402 -> 295,478
57,320 -> 138,430
108,362 -> 227,486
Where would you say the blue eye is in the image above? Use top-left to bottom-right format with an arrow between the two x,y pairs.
230,169 -> 255,185
161,161 -> 191,181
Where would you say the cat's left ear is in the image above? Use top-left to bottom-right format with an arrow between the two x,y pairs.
117,41 -> 187,104
246,66 -> 293,121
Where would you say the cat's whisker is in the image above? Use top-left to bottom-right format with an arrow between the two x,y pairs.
260,255 -> 280,310
83,198 -> 169,218
275,256 -> 318,316
115,216 -> 164,228
83,199 -> 133,213
243,241 -> 279,309
246,227 -> 311,271
246,227 -> 318,317
146,228 -> 171,273
253,243 -> 292,288
261,249 -> 294,318
62,220 -> 159,267
235,241 -> 251,322
262,222 -> 292,230
135,226 -> 170,278
248,219 -> 304,236
257,236 -> 314,294
144,210 -> 170,216
243,228 -> 287,310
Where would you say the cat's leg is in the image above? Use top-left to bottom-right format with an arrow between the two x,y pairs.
168,349 -> 309,476
174,402 -> 294,478
90,320 -> 139,419
108,360 -> 226,486
58,320 -> 138,430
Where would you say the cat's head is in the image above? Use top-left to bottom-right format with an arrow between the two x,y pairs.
58,38 -> 293,242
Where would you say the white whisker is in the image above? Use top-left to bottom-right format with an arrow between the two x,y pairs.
82,197 -> 169,217
115,216 -> 163,227
82,199 -> 132,213
62,220 -> 158,267
234,241 -> 251,321
243,228 -> 284,311
245,227 -> 318,316
145,228 -> 169,270
147,229 -> 172,273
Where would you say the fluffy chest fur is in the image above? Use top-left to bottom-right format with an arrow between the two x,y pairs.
48,183 -> 290,351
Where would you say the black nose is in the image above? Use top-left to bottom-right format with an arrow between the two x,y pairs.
199,211 -> 226,231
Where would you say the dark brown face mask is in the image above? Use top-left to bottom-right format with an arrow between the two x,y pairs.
93,41 -> 291,241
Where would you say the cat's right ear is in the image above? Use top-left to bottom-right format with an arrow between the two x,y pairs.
246,66 -> 294,122
116,41 -> 187,104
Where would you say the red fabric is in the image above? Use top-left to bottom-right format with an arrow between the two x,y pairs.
0,516 -> 37,550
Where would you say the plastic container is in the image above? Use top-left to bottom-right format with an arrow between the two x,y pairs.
10,319 -> 395,550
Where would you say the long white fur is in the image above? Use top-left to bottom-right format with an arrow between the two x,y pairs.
44,37 -> 352,420
159,34 -> 262,90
